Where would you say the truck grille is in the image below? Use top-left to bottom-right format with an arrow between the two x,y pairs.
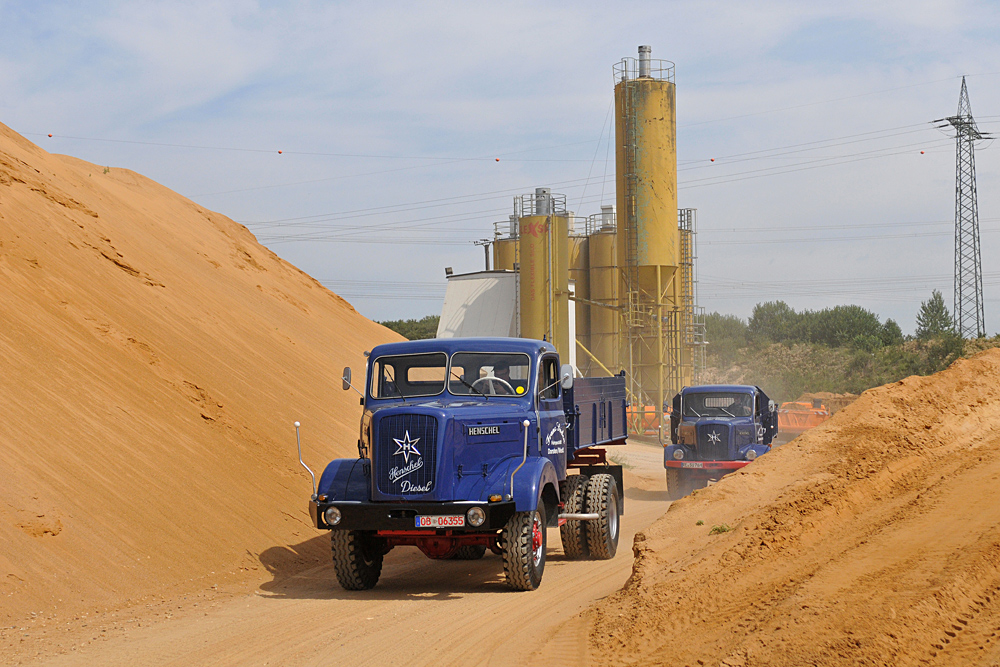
696,424 -> 731,461
375,414 -> 438,496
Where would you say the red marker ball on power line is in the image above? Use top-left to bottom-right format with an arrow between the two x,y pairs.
920,151 -> 925,154
48,134 -> 52,137
278,150 -> 282,154
496,158 -> 499,162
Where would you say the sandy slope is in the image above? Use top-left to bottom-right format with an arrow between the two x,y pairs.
0,123 -> 399,636
580,349 -> 1000,666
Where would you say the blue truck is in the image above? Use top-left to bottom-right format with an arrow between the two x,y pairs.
301,337 -> 627,591
664,385 -> 778,501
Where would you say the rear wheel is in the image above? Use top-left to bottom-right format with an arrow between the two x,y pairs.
501,505 -> 547,591
586,474 -> 620,560
559,474 -> 590,559
451,545 -> 487,560
331,530 -> 384,590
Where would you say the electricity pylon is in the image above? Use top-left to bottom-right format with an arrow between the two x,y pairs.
936,77 -> 992,338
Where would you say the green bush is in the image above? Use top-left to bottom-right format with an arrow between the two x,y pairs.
880,319 -> 904,347
704,312 -> 748,366
811,305 -> 883,347
377,315 -> 440,340
747,301 -> 800,345
915,290 -> 953,339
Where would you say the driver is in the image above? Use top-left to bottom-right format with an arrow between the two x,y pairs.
491,361 -> 514,395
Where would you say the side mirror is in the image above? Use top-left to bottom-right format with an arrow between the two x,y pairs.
560,364 -> 574,390
769,399 -> 776,413
342,367 -> 352,391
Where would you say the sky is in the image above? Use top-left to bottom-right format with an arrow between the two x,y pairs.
1,0 -> 999,336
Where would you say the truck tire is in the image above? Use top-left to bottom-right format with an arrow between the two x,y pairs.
331,530 -> 383,590
501,504 -> 547,591
452,545 -> 487,560
559,474 -> 590,559
585,473 -> 620,560
666,468 -> 687,501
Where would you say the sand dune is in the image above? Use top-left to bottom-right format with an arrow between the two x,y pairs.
585,348 -> 1000,666
0,123 -> 399,625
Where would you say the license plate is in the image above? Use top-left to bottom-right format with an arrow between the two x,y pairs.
681,462 -> 704,468
415,515 -> 465,528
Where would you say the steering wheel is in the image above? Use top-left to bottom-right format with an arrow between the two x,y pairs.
471,376 -> 515,395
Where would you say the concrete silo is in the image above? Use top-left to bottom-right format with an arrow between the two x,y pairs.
613,45 -> 690,431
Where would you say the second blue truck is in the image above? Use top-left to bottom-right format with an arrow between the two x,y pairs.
664,384 -> 779,500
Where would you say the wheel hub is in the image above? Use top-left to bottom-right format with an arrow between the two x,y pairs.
531,513 -> 544,566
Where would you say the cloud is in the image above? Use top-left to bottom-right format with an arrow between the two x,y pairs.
1,1 -> 999,330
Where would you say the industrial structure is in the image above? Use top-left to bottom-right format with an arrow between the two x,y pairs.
938,77 -> 991,338
439,46 -> 706,440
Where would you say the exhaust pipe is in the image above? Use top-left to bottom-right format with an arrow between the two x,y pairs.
508,419 -> 531,501
294,421 -> 317,500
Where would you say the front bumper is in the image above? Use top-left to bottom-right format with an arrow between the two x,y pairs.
310,499 -> 516,532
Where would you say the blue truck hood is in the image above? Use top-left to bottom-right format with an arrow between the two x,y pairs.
368,398 -> 534,502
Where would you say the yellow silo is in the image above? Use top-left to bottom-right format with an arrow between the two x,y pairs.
493,215 -> 519,271
518,189 -> 570,360
569,232 -> 590,365
494,238 -> 518,272
587,228 -> 618,376
613,45 -> 687,431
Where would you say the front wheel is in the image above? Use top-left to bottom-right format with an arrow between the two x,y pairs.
586,473 -> 620,560
331,531 -> 384,590
501,505 -> 547,591
666,468 -> 688,501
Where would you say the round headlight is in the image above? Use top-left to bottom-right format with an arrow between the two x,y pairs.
745,449 -> 757,461
672,448 -> 684,460
466,506 -> 486,527
324,506 -> 342,526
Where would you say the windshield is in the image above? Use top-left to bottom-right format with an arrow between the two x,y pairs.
370,352 -> 447,398
683,392 -> 753,418
449,352 -> 531,397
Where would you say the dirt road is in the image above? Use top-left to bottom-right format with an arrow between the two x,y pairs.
17,440 -> 667,667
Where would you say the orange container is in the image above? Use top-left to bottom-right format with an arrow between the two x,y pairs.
777,401 -> 831,439
626,405 -> 661,434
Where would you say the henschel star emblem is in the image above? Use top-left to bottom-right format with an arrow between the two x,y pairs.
707,431 -> 722,444
393,431 -> 421,463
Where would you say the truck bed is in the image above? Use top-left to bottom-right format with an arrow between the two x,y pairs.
564,375 -> 628,453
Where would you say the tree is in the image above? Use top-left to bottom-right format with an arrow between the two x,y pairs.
748,301 -> 800,344
378,315 -> 440,340
915,291 -> 954,339
704,312 -> 749,365
811,305 -> 883,347
879,319 -> 904,347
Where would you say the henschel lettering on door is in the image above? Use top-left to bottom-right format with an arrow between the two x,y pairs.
467,425 -> 501,436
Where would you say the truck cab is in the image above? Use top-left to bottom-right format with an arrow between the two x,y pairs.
663,384 -> 778,500
307,337 -> 626,591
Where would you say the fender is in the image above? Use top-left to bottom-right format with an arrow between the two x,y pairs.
316,458 -> 371,502
485,457 -> 558,512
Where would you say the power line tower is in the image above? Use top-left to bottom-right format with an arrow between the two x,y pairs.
937,77 -> 991,338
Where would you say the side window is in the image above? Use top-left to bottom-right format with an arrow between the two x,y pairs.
538,357 -> 560,401
371,362 -> 399,397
